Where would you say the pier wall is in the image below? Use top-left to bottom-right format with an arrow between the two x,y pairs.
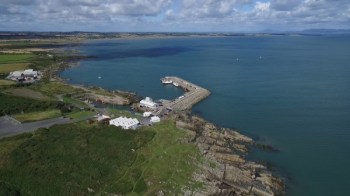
161,76 -> 210,110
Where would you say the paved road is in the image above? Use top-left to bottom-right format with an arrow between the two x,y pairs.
0,116 -> 73,139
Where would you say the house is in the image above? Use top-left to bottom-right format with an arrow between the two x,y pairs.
150,116 -> 161,123
140,97 -> 157,109
109,116 -> 139,130
143,112 -> 152,117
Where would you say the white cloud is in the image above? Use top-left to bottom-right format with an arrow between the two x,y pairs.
0,0 -> 349,31
255,1 -> 270,12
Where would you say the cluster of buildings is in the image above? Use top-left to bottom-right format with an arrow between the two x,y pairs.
94,95 -> 168,130
95,108 -> 161,130
6,69 -> 42,83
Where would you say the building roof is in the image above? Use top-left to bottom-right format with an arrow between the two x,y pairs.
143,112 -> 152,117
23,69 -> 38,76
109,116 -> 139,129
150,116 -> 161,123
10,71 -> 23,77
140,97 -> 157,108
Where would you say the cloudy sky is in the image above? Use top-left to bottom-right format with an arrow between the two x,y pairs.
1,0 -> 349,32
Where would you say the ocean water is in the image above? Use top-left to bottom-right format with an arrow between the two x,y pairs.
61,36 -> 350,196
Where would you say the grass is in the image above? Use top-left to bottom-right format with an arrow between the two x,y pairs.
65,110 -> 95,119
0,93 -> 64,116
3,88 -> 50,100
62,96 -> 89,109
12,109 -> 62,122
123,121 -> 202,195
108,107 -> 136,118
0,120 -> 202,195
30,81 -> 84,97
0,54 -> 33,73
0,63 -> 29,74
0,79 -> 15,86
0,54 -> 34,64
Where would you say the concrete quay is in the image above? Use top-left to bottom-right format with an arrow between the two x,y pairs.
161,76 -> 210,110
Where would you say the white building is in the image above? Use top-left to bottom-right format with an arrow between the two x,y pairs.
140,97 -> 157,109
150,116 -> 161,123
23,69 -> 38,77
143,112 -> 152,117
7,69 -> 41,81
109,116 -> 139,130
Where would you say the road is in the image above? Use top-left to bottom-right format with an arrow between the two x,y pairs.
0,116 -> 73,139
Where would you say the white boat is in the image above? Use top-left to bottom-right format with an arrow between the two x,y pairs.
173,82 -> 179,87
161,79 -> 173,84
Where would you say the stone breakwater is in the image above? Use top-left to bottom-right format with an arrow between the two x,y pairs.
172,112 -> 285,196
161,76 -> 211,110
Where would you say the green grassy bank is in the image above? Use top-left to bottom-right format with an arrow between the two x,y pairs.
0,120 -> 202,195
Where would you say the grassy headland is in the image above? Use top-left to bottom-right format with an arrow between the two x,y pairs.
0,120 -> 201,195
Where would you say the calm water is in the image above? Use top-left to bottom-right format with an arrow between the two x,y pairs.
61,36 -> 350,196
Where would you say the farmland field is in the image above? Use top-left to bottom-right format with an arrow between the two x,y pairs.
0,54 -> 33,73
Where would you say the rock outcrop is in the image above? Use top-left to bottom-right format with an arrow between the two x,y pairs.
173,112 -> 285,196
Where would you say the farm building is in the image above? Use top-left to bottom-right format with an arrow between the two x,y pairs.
7,69 -> 42,82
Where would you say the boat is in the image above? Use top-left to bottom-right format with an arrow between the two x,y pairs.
161,78 -> 173,84
173,82 -> 179,87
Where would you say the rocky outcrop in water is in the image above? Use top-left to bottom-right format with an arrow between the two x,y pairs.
173,112 -> 285,196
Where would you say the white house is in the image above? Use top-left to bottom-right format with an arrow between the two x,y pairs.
143,112 -> 152,117
150,116 -> 161,123
140,97 -> 157,109
109,116 -> 139,130
96,114 -> 111,122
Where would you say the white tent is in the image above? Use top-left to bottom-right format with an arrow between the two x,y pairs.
150,116 -> 160,123
143,112 -> 152,117
109,116 -> 139,130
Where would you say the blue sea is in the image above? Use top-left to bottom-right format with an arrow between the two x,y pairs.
61,35 -> 350,196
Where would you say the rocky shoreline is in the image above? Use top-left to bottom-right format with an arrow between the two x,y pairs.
53,41 -> 285,195
171,111 -> 285,196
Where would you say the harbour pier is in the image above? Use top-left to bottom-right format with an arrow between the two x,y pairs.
161,76 -> 210,110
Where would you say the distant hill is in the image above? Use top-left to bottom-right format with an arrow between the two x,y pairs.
298,29 -> 350,35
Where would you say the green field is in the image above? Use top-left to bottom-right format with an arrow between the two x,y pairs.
65,110 -> 95,119
0,54 -> 33,73
30,82 -> 84,97
0,120 -> 202,195
0,54 -> 33,64
63,96 -> 89,108
12,109 -> 62,122
4,88 -> 50,100
0,93 -> 64,116
0,79 -> 15,86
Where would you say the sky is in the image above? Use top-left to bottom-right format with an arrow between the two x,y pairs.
0,0 -> 349,32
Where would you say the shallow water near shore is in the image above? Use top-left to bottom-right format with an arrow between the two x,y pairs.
61,35 -> 350,196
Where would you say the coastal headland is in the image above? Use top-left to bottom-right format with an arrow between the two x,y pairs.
0,33 -> 284,195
